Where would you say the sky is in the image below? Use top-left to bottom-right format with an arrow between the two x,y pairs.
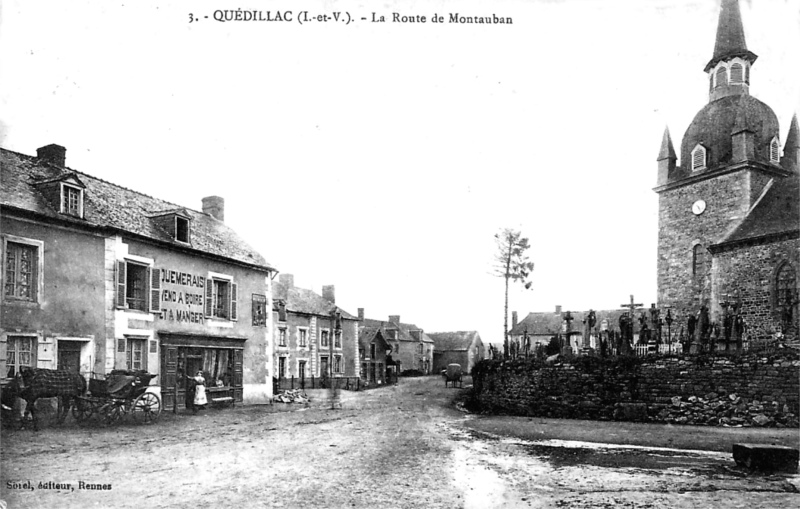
1,0 -> 799,345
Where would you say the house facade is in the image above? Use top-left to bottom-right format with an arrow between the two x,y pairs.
1,144 -> 276,410
358,326 -> 390,384
272,274 -> 359,380
358,310 -> 434,374
429,331 -> 484,374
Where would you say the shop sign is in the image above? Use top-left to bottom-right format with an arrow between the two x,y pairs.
158,268 -> 206,323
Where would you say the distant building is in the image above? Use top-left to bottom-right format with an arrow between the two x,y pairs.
1,144 -> 276,409
358,310 -> 434,374
428,331 -> 484,373
358,326 -> 390,384
272,274 -> 359,380
655,0 -> 799,344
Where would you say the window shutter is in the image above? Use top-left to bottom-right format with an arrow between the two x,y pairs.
150,267 -> 161,313
230,282 -> 238,321
116,261 -> 127,308
205,280 -> 214,318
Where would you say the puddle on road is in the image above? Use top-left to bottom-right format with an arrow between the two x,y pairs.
452,447 -> 531,509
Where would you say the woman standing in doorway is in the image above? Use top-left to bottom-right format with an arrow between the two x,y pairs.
192,370 -> 208,414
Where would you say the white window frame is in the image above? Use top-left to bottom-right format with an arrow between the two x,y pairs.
334,355 -> 343,374
4,332 -> 39,379
691,144 -> 707,171
60,182 -> 84,218
117,254 -> 157,313
298,327 -> 308,348
2,235 -> 44,303
770,136 -> 781,164
126,336 -> 147,371
278,327 -> 287,347
320,328 -> 330,348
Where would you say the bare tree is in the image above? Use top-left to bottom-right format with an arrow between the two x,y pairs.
494,228 -> 535,358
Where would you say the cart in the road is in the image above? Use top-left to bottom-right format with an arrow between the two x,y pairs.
73,370 -> 162,425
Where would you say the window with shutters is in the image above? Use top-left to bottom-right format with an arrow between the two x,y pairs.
770,137 -> 781,163
3,238 -> 41,302
6,335 -> 36,378
691,144 -> 707,171
730,63 -> 743,83
116,256 -> 159,313
252,294 -> 267,326
205,272 -> 237,321
126,338 -> 146,370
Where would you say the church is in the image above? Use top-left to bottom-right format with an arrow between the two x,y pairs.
655,0 -> 799,345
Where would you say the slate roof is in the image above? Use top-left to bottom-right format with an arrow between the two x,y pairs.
427,331 -> 481,352
509,309 -> 647,336
717,175 -> 800,246
1,147 -> 273,271
360,317 -> 434,343
272,281 -> 357,320
705,0 -> 757,72
358,327 -> 389,352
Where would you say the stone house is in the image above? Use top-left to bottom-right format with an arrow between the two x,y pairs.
429,331 -> 484,374
358,310 -> 434,374
358,326 -> 390,384
1,144 -> 277,410
655,0 -> 799,344
272,274 -> 359,380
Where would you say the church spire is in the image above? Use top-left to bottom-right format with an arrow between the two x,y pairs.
783,113 -> 800,168
705,0 -> 757,72
657,127 -> 676,161
657,127 -> 677,186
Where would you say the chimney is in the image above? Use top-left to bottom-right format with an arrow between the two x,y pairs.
555,305 -> 562,314
322,285 -> 335,303
279,273 -> 294,288
202,196 -> 225,222
512,311 -> 518,329
358,308 -> 364,321
37,144 -> 66,167
389,315 -> 400,324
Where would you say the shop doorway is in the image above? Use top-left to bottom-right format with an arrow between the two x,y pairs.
57,341 -> 82,373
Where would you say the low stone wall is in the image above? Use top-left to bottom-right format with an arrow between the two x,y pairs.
470,348 -> 800,427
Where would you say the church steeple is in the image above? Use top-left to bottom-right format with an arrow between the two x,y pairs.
783,113 -> 800,170
656,127 -> 676,186
705,0 -> 758,102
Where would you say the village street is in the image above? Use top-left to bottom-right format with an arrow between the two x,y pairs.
1,376 -> 798,509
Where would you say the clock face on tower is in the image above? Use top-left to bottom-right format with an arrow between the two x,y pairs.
692,200 -> 706,215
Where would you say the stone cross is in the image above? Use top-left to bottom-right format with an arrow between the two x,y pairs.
562,311 -> 575,354
620,295 -> 643,345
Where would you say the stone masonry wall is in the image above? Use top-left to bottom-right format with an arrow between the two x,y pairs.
471,349 -> 800,427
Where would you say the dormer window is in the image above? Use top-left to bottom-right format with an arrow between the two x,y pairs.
60,182 -> 84,218
176,216 -> 190,243
770,136 -> 780,164
691,144 -> 707,171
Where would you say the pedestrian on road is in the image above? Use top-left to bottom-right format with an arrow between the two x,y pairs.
192,370 -> 208,414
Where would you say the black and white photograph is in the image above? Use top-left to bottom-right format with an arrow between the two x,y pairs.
1,0 -> 799,507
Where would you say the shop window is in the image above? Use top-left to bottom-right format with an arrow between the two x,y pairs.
116,257 -> 159,313
279,328 -> 287,347
298,328 -> 307,347
334,331 -> 341,348
252,294 -> 267,327
321,330 -> 329,347
6,335 -> 36,378
127,338 -> 146,371
61,183 -> 83,218
3,239 -> 40,302
205,274 -> 238,321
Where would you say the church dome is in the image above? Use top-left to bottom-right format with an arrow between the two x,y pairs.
680,94 -> 779,170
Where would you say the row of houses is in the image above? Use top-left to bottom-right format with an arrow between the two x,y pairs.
1,143 -> 484,412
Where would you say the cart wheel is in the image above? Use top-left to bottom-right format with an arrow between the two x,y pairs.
72,399 -> 95,423
132,392 -> 162,424
103,402 -> 123,426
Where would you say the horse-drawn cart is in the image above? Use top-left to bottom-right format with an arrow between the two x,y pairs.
74,370 -> 162,425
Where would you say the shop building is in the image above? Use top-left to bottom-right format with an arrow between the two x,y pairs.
1,144 -> 276,409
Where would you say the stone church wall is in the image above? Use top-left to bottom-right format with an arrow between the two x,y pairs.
713,237 -> 799,342
471,350 -> 800,427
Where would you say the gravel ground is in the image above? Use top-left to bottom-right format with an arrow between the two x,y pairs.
1,376 -> 798,509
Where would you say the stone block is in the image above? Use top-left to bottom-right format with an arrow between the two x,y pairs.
732,443 -> 799,473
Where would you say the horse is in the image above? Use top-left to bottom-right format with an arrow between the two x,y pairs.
9,368 -> 87,431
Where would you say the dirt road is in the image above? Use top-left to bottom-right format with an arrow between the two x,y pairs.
1,376 -> 798,508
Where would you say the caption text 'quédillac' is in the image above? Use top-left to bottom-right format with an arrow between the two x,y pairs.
188,11 -> 513,26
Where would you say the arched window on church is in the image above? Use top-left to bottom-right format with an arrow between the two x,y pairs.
715,66 -> 727,88
691,144 -> 707,171
770,136 -> 781,164
776,262 -> 797,331
730,63 -> 743,83
692,244 -> 707,278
